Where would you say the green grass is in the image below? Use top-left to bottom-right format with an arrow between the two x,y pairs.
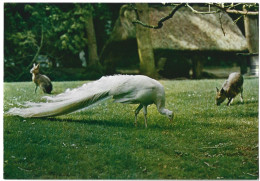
4,77 -> 259,179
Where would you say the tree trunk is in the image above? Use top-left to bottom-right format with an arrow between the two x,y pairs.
243,8 -> 259,76
85,11 -> 101,71
192,59 -> 203,79
192,53 -> 204,79
135,3 -> 158,78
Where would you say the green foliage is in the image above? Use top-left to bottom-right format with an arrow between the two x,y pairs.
47,4 -> 89,54
4,3 -> 116,81
42,67 -> 103,81
5,3 -> 87,60
4,78 -> 258,179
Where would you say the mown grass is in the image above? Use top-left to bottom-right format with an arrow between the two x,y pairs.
4,77 -> 259,179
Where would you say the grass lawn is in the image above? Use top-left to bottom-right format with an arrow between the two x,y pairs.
3,77 -> 259,179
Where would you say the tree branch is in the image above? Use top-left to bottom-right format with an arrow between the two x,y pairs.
132,3 -> 185,29
131,3 -> 258,30
186,3 -> 221,14
225,9 -> 258,15
31,26 -> 44,65
218,12 -> 226,36
213,3 -> 259,15
16,26 -> 44,81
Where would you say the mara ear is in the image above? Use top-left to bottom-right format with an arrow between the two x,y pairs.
36,64 -> 40,68
33,63 -> 36,67
220,88 -> 225,94
216,87 -> 219,92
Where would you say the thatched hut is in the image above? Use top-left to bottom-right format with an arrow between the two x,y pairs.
100,4 -> 248,78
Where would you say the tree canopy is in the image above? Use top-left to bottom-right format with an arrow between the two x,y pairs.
4,3 -> 120,81
4,3 -> 258,81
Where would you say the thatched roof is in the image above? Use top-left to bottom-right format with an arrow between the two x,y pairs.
107,5 -> 248,52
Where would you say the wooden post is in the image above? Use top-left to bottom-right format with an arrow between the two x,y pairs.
244,7 -> 259,76
192,53 -> 204,79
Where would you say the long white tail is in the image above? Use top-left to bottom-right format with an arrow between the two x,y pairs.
7,76 -> 119,118
7,75 -> 173,123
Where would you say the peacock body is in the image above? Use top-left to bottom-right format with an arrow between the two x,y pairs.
7,75 -> 173,127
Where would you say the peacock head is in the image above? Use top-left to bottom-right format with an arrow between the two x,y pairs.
166,110 -> 174,122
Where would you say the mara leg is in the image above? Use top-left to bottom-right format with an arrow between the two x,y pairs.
34,85 -> 38,93
41,86 -> 47,93
143,105 -> 148,128
135,104 -> 143,126
227,97 -> 233,106
240,88 -> 244,103
40,84 -> 47,93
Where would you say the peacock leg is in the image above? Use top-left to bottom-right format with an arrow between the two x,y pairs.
143,105 -> 148,128
135,104 -> 143,126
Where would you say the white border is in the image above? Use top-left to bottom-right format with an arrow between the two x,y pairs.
1,1 -> 259,181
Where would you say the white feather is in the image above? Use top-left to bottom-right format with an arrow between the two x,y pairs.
7,75 -> 173,126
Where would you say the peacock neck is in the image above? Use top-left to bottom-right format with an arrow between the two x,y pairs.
156,100 -> 168,115
159,107 -> 170,115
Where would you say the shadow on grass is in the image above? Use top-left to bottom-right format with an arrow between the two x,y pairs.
47,117 -> 176,130
5,114 -> 175,131
230,99 -> 258,106
48,117 -> 138,128
215,99 -> 258,107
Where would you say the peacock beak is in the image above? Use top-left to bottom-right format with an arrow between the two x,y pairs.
169,114 -> 174,122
